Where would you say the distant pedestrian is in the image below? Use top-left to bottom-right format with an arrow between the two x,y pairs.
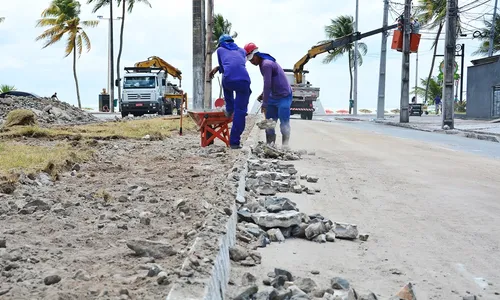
51,92 -> 59,100
434,95 -> 442,114
411,96 -> 417,104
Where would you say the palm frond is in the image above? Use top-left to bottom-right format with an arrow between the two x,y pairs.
127,0 -> 152,13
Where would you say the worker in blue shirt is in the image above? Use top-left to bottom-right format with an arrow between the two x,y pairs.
209,34 -> 252,149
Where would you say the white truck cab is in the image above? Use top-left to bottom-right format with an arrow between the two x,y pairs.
121,67 -> 167,117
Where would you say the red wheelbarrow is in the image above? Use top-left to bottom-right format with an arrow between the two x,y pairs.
188,110 -> 233,147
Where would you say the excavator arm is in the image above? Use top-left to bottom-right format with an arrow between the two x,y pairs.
293,24 -> 398,84
134,56 -> 183,86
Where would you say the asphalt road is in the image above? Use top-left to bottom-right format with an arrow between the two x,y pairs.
314,116 -> 500,160
231,118 -> 500,299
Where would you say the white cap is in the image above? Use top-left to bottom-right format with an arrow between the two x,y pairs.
246,49 -> 259,61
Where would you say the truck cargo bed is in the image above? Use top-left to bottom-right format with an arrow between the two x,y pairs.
291,85 -> 320,101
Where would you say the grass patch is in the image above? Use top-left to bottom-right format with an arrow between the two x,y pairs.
4,109 -> 37,127
0,117 -> 197,140
0,141 -> 92,178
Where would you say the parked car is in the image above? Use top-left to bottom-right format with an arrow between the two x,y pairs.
0,91 -> 41,99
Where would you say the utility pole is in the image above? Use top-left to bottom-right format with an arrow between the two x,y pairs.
488,0 -> 498,57
377,0 -> 390,119
109,3 -> 115,113
97,15 -> 121,111
415,52 -> 419,100
204,0 -> 214,109
192,0 -> 206,110
442,0 -> 458,129
399,0 -> 411,123
353,0 -> 359,116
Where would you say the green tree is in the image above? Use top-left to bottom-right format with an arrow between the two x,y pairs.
411,77 -> 442,104
210,14 -> 238,97
87,0 -> 152,104
0,85 -> 16,93
319,15 -> 368,100
212,14 -> 238,48
0,17 -> 4,23
472,15 -> 500,56
36,0 -> 98,108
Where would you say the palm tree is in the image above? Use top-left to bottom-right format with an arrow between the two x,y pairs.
415,0 -> 461,104
212,14 -> 238,49
411,77 -> 442,104
319,15 -> 368,100
472,15 -> 500,56
0,85 -> 16,93
36,0 -> 98,108
87,0 -> 152,105
210,14 -> 238,97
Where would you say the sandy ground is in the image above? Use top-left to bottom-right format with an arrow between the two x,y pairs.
228,119 -> 500,299
0,116 -> 255,300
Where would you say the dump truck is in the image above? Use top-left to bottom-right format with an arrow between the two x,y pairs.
121,56 -> 187,118
286,23 -> 398,120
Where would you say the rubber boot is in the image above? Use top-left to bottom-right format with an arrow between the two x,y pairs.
266,133 -> 276,146
282,134 -> 290,151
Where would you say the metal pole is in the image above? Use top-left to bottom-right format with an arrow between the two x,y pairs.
377,0 -> 390,119
192,0 -> 205,110
204,0 -> 214,109
399,0 -> 411,123
488,0 -> 498,57
107,19 -> 110,96
353,0 -> 359,116
442,0 -> 458,129
415,52 -> 419,101
460,44 -> 465,103
109,4 -> 115,113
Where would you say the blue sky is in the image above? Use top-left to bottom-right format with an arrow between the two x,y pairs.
0,0 -> 495,110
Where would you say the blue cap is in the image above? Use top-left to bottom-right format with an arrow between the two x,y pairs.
218,34 -> 234,45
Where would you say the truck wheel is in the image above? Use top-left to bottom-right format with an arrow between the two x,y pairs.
158,104 -> 166,116
121,111 -> 128,118
307,112 -> 313,120
301,113 -> 306,120
165,103 -> 173,115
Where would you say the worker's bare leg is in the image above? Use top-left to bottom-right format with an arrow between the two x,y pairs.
264,104 -> 278,146
278,95 -> 293,150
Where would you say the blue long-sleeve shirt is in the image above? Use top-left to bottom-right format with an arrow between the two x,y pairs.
216,47 -> 250,84
259,60 -> 291,107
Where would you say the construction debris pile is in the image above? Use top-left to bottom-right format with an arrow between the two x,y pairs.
0,137 -> 243,299
229,145 -> 367,269
231,268 -> 417,300
0,96 -> 98,125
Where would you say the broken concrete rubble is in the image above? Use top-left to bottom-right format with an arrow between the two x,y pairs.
0,95 -> 98,125
227,268 -> 409,300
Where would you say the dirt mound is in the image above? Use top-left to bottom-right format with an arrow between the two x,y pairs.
3,109 -> 37,127
0,96 -> 98,125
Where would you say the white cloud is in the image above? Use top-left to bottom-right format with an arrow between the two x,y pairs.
0,0 -> 490,110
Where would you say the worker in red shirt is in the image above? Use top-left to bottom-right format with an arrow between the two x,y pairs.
244,42 -> 293,149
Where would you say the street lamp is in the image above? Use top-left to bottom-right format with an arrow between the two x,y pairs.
97,15 -> 122,112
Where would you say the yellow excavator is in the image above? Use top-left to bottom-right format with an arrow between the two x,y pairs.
121,56 -> 187,117
283,23 -> 398,120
